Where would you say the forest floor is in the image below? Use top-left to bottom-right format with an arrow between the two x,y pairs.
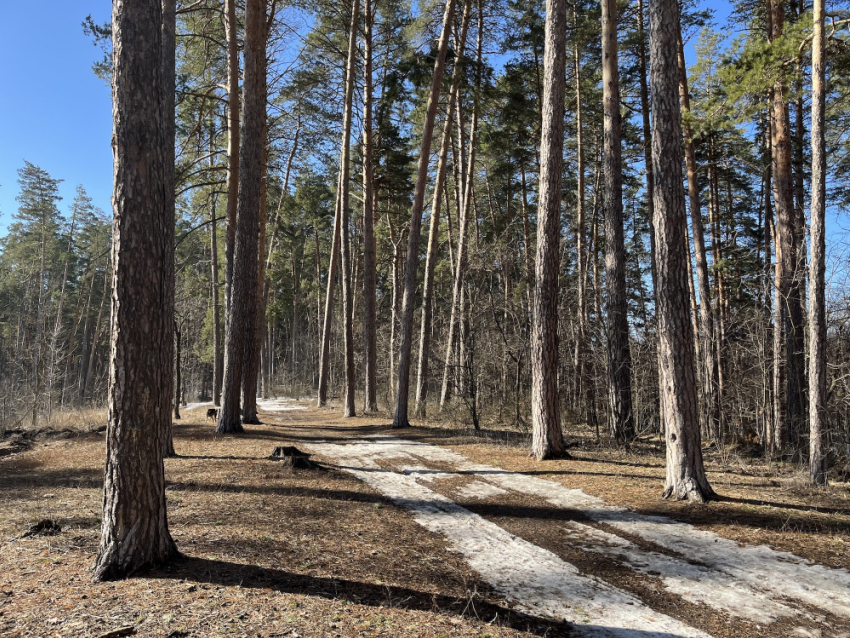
1,399 -> 850,637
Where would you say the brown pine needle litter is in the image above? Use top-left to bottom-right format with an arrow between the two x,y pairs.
1,400 -> 848,637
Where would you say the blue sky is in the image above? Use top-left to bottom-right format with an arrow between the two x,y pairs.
0,2 -> 112,232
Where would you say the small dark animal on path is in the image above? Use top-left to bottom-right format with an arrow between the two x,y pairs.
206,408 -> 218,422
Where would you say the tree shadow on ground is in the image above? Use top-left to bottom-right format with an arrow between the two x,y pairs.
147,555 -> 575,637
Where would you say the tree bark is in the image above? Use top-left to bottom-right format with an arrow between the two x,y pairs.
362,0 -> 378,413
218,0 -> 265,434
809,0 -> 828,485
648,0 -> 715,502
93,0 -> 177,580
530,0 -> 567,460
601,0 -> 634,442
392,0 -> 457,429
241,9 -> 271,425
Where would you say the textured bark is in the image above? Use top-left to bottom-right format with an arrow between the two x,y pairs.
224,0 -> 240,317
92,0 -> 177,580
809,0 -> 828,485
414,0 -> 473,419
362,0 -> 378,413
677,26 -> 719,441
339,0 -> 360,418
601,0 -> 634,442
648,0 -> 715,502
392,0 -> 457,429
218,0 -> 264,434
241,13 -> 270,426
530,0 -> 567,461
769,0 -> 805,449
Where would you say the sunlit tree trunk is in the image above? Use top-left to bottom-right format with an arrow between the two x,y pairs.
224,0 -> 240,316
649,0 -> 715,502
530,0 -> 567,460
809,0 -> 827,485
93,0 -> 177,580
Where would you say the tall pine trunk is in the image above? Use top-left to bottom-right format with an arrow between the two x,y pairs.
218,0 -> 265,434
809,0 -> 828,485
530,0 -> 567,460
649,0 -> 715,502
362,0 -> 378,412
224,0 -> 240,317
93,0 -> 177,580
601,0 -> 634,441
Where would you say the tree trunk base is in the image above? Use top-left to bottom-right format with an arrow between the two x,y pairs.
391,419 -> 410,429
216,419 -> 244,434
92,539 -> 179,582
662,478 -> 716,503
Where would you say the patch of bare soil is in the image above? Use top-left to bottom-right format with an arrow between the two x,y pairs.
0,404 -> 570,638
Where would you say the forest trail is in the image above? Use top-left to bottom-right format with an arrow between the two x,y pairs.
302,433 -> 850,638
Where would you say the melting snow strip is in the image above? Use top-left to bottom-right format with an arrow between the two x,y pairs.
307,440 -> 711,638
308,437 -> 850,625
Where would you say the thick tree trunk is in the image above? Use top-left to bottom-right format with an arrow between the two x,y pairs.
648,0 -> 715,502
601,0 -> 634,442
93,0 -> 177,580
241,8 -> 272,425
339,0 -> 360,418
677,26 -> 719,441
530,0 -> 567,461
414,0 -> 473,418
392,0 -> 457,429
218,0 -> 265,434
809,0 -> 828,485
362,0 -> 378,413
224,0 -> 240,317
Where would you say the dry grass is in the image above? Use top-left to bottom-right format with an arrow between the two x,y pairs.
2,399 -> 850,637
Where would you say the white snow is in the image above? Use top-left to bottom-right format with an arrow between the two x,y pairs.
256,398 -> 308,412
305,436 -> 850,627
308,440 -> 711,638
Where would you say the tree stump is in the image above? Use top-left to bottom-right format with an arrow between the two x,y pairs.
269,446 -> 316,469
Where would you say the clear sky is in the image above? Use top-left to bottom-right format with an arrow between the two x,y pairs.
0,2 -> 112,233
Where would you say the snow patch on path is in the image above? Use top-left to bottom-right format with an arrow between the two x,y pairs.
308,437 -> 850,625
455,480 -> 509,500
256,398 -> 308,412
308,440 -> 711,638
